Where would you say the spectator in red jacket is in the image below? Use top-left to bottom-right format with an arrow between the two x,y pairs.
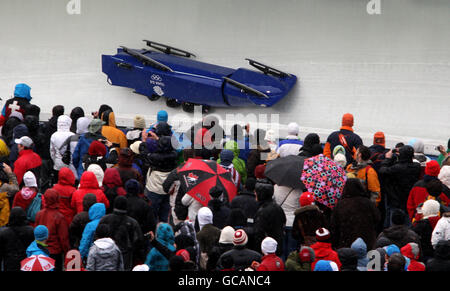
13,136 -> 42,186
12,171 -> 38,211
310,228 -> 342,271
71,171 -> 110,214
102,168 -> 127,214
35,189 -> 70,271
407,161 -> 448,221
400,242 -> 425,271
253,237 -> 285,271
51,167 -> 77,226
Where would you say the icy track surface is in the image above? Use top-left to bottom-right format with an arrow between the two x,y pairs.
0,0 -> 449,154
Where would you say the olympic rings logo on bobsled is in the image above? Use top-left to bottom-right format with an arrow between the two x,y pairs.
151,74 -> 163,82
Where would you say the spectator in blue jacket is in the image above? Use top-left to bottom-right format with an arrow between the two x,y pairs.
26,225 -> 50,257
145,223 -> 176,271
79,203 -> 106,259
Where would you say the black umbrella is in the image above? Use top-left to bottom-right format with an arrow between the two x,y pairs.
264,155 -> 306,190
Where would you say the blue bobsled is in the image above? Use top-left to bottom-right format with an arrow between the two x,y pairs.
102,40 -> 297,112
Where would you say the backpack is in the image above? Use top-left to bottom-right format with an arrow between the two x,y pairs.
346,165 -> 376,201
26,193 -> 42,222
61,135 -> 79,165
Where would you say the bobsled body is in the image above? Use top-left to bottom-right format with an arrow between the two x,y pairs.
102,45 -> 297,108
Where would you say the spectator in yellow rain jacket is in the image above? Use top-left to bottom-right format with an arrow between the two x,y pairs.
101,110 -> 128,151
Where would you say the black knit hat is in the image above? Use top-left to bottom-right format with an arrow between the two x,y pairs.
209,186 -> 224,199
125,179 -> 141,196
255,182 -> 274,202
391,209 -> 406,225
114,196 -> 128,214
245,177 -> 256,192
95,224 -> 111,239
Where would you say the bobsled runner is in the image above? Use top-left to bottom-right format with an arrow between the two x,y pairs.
102,40 -> 297,112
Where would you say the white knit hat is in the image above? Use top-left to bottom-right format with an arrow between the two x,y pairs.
261,237 -> 278,255
197,207 -> 213,230
23,171 -> 37,188
87,164 -> 104,187
438,166 -> 450,189
422,199 -> 440,219
219,226 -> 235,244
287,122 -> 300,136
334,153 -> 347,168
130,141 -> 142,155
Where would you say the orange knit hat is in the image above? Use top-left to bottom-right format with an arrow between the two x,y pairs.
373,132 -> 386,147
342,113 -> 354,128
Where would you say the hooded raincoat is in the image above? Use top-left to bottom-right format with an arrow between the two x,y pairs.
79,203 -> 106,258
50,115 -> 77,177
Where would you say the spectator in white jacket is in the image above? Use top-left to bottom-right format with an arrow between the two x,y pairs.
50,115 -> 77,179
431,212 -> 450,248
273,184 -> 301,260
439,166 -> 450,189
276,122 -> 303,158
182,193 -> 203,224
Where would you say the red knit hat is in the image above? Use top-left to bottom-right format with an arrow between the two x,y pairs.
233,229 -> 248,246
254,164 -> 266,179
342,113 -> 354,128
88,140 -> 107,156
315,228 -> 331,242
176,249 -> 190,262
299,246 -> 315,263
299,192 -> 315,207
425,160 -> 440,177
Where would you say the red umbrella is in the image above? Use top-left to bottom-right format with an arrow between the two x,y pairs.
21,255 -> 55,271
178,158 -> 237,206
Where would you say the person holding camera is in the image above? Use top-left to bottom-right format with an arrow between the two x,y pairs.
436,140 -> 450,166
378,145 -> 421,228
72,119 -> 111,179
0,162 -> 19,207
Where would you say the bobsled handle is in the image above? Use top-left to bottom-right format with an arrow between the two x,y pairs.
120,46 -> 174,73
223,77 -> 269,99
245,58 -> 291,78
143,40 -> 196,58
116,62 -> 133,70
